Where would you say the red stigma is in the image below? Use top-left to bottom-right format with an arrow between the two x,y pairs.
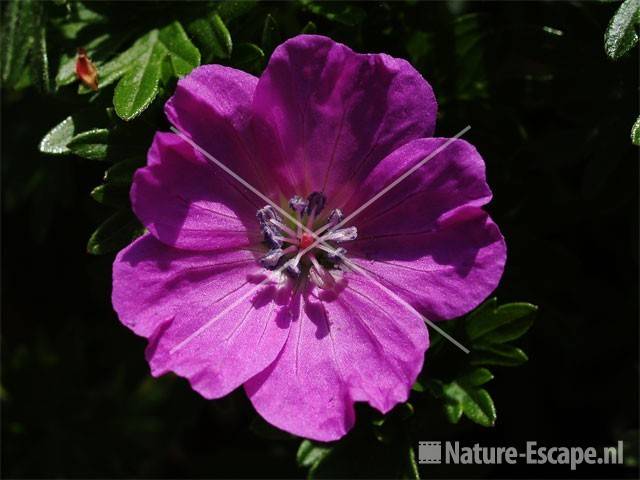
299,233 -> 314,249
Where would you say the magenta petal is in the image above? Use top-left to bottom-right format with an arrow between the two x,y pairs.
165,64 -> 279,197
346,138 -> 506,320
251,34 -> 437,201
112,234 -> 292,398
245,275 -> 429,441
132,132 -> 261,251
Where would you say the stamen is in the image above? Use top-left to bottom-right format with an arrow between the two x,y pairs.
289,195 -> 308,214
309,253 -> 335,289
323,226 -> 357,243
327,208 -> 344,228
320,245 -> 347,263
256,205 -> 281,227
306,192 -> 326,216
269,218 -> 297,239
260,248 -> 284,269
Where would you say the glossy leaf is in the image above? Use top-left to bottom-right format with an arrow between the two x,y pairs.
86,210 -> 144,255
466,298 -> 537,344
67,129 -> 110,160
112,23 -> 200,120
158,21 -> 201,76
604,0 -> 640,60
39,111 -> 110,155
39,116 -> 76,155
113,30 -> 166,121
442,369 -> 496,427
471,344 -> 529,367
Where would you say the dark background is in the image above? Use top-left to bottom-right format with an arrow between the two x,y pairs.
2,1 -> 638,478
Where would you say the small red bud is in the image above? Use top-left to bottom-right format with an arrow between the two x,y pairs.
75,48 -> 98,91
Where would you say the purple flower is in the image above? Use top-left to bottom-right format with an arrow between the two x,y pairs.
112,35 -> 506,441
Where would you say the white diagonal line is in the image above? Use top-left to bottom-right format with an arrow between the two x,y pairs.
313,126 -> 471,238
167,125 -> 471,354
340,256 -> 470,353
170,126 -> 319,241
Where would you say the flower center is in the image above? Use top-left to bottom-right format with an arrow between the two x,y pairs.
255,192 -> 357,286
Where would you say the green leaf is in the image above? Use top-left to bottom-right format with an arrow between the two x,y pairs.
442,369 -> 496,427
297,440 -> 332,469
406,445 -> 420,480
632,116 -> 640,146
39,111 -> 110,155
1,0 -> 34,87
67,129 -> 110,160
28,1 -> 50,92
303,1 -> 366,26
81,32 -> 152,93
103,157 -> 144,184
301,21 -> 317,34
39,116 -> 76,154
113,30 -> 166,120
158,21 -> 201,76
56,32 -> 134,88
466,298 -> 537,344
261,14 -> 280,55
444,402 -> 463,424
112,23 -> 200,120
87,210 -> 144,255
210,13 -> 233,58
90,183 -> 130,207
604,0 -> 640,60
471,344 -> 529,367
217,0 -> 257,23
231,43 -> 264,71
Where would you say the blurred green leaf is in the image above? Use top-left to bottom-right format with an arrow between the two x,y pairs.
297,440 -> 332,469
90,183 -> 130,207
604,0 -> 640,60
210,13 -> 233,58
103,157 -> 144,184
632,116 -> 640,146
261,14 -> 280,56
302,1 -> 366,26
28,1 -> 50,93
442,368 -> 496,427
232,42 -> 264,71
87,210 -> 144,255
1,0 -> 34,88
466,298 -> 537,344
301,21 -> 317,34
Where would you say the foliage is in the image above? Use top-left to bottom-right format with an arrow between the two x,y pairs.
2,1 -> 638,478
